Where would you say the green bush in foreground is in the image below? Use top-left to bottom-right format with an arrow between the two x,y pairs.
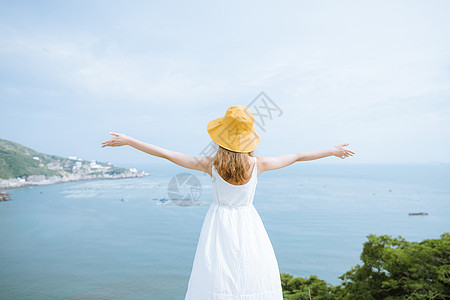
281,233 -> 450,300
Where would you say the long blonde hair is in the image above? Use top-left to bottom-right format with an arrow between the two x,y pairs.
213,145 -> 254,185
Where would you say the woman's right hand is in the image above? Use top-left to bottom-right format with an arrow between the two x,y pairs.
331,143 -> 355,159
101,132 -> 131,148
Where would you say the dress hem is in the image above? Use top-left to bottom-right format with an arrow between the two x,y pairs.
186,286 -> 283,298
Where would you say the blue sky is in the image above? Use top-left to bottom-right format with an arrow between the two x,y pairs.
1,0 -> 449,166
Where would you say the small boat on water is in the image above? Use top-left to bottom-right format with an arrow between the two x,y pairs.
408,212 -> 428,216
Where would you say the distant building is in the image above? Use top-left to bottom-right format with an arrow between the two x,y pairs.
33,156 -> 40,161
47,161 -> 63,170
72,161 -> 83,172
68,156 -> 77,160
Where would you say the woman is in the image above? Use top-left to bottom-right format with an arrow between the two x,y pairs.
101,104 -> 355,299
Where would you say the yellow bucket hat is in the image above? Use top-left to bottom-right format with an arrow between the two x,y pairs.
207,105 -> 260,153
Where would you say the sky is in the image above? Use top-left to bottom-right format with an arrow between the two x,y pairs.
1,0 -> 449,167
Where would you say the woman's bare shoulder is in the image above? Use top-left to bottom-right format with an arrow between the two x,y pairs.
254,156 -> 279,174
189,156 -> 214,177
254,154 -> 300,173
202,156 -> 214,177
254,156 -> 264,175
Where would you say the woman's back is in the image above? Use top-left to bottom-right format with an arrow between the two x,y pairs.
211,156 -> 258,208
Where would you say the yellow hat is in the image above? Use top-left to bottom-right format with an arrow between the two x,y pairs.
207,105 -> 260,153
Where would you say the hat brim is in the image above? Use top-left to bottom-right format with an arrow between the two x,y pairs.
207,117 -> 260,153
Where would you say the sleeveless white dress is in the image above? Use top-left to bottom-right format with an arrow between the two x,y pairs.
185,157 -> 283,299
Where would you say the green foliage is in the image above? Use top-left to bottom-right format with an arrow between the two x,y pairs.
281,273 -> 337,299
105,167 -> 129,175
282,233 -> 450,300
337,233 -> 450,299
0,139 -> 62,179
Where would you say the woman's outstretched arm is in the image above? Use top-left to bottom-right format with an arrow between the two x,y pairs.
257,143 -> 355,174
101,132 -> 211,174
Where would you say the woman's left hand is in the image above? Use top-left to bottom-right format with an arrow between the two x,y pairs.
101,132 -> 131,148
331,143 -> 355,159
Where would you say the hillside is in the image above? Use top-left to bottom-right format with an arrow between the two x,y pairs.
0,139 -> 65,179
0,139 -> 147,187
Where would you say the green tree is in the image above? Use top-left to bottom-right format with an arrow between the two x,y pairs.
281,233 -> 450,299
335,233 -> 450,299
281,273 -> 337,299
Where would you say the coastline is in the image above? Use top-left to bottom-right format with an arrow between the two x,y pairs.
0,171 -> 150,190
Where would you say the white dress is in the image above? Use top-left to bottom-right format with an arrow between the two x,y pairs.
185,157 -> 283,299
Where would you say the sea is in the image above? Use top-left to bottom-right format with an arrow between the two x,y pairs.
0,162 -> 449,299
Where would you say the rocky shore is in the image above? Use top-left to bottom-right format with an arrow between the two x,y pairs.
0,171 -> 149,190
0,192 -> 11,201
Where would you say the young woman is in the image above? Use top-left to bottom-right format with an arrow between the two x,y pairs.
101,104 -> 355,299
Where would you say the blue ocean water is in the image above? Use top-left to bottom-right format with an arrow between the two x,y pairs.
0,162 -> 449,299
